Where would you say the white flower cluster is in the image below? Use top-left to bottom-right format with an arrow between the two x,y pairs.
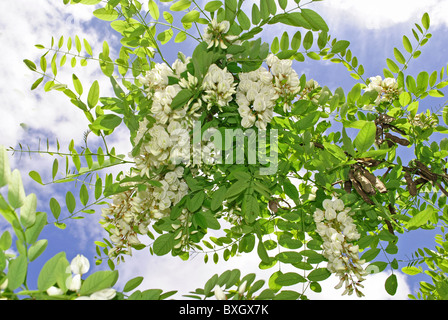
202,64 -> 237,110
408,112 -> 439,130
101,167 -> 189,258
102,56 -> 214,259
202,18 -> 238,50
364,75 -> 403,108
236,66 -> 277,130
313,199 -> 367,297
266,53 -> 301,112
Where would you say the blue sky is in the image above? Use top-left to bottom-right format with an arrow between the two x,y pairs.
1,0 -> 448,300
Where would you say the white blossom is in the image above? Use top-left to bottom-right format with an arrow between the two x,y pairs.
47,286 -> 64,296
313,198 -> 367,297
70,254 -> 90,275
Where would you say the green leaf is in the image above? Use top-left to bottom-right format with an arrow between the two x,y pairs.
273,290 -> 300,300
360,248 -> 381,262
187,191 -> 205,212
271,37 -> 279,54
181,10 -> 200,23
386,58 -> 400,73
171,89 -> 193,110
170,0 -> 191,11
275,272 -> 306,286
148,0 -> 160,20
25,212 -> 47,244
20,193 -> 37,228
354,121 -> 376,154
9,169 -> 26,209
123,276 -> 144,292
0,145 -> 10,188
72,74 -> 83,96
385,274 -> 398,295
331,40 -> 350,54
0,231 -> 12,251
280,31 -> 289,51
302,31 -> 313,50
50,197 -> 61,220
37,252 -> 69,291
194,210 -> 220,230
237,10 -> 251,30
65,191 -> 76,213
87,80 -> 100,109
7,255 -> 27,290
225,179 -> 249,199
283,180 -> 298,201
90,114 -> 123,132
307,268 -> 331,281
402,266 -> 421,276
422,12 -> 430,30
204,1 -> 222,12
80,270 -> 119,296
23,59 -> 37,72
406,206 -> 434,229
394,48 -> 406,65
93,8 -> 119,21
153,233 -> 174,256
28,239 -> 48,262
29,170 -> 43,185
52,159 -> 58,180
79,184 -> 89,206
301,9 -> 329,31
211,186 -> 227,211
402,35 -> 412,53
291,31 -> 301,50
251,4 -> 261,25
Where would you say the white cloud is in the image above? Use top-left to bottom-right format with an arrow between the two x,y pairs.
316,0 -> 448,30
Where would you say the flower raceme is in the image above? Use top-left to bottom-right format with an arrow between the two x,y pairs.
102,46 -> 320,260
363,75 -> 403,110
203,18 -> 238,50
313,199 -> 367,297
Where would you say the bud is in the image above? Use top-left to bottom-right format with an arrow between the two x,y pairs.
238,281 -> 247,295
214,285 -> 226,300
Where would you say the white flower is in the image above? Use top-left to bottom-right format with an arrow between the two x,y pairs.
47,286 -> 64,296
68,274 -> 82,292
313,208 -> 325,223
322,199 -> 333,211
214,285 -> 226,300
70,254 -> 90,275
90,288 -> 116,300
333,199 -> 345,211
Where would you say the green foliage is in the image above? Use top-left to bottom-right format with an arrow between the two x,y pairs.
6,0 -> 448,302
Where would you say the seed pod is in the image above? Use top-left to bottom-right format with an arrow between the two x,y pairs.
268,199 -> 279,214
349,169 -> 374,205
359,167 -> 387,193
385,132 -> 410,146
353,168 -> 376,195
344,180 -> 352,194
415,161 -> 436,182
414,178 -> 428,185
404,171 -> 417,196
388,204 -> 396,215
384,219 -> 395,235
